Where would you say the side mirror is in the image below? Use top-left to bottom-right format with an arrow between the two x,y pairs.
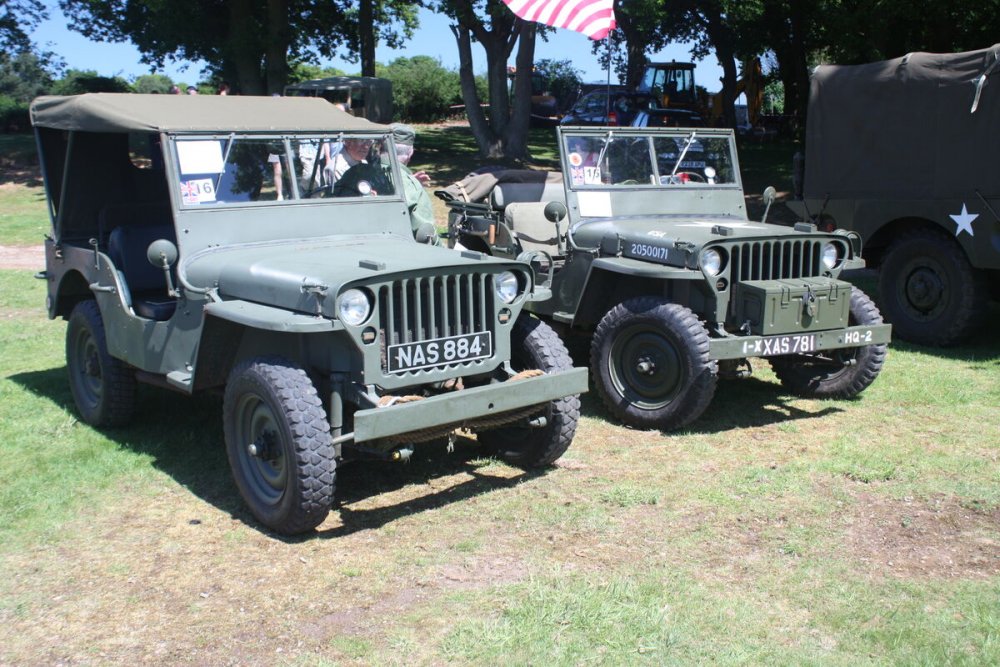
414,222 -> 438,245
543,201 -> 567,223
146,239 -> 179,297
147,239 -> 178,268
761,186 -> 777,225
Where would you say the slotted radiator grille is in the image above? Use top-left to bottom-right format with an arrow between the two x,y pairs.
728,240 -> 823,282
378,273 -> 495,346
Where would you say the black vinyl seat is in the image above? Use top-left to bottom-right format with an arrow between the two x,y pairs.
107,222 -> 178,320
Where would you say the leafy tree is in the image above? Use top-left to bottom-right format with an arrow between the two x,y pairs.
51,69 -> 132,95
0,51 -> 56,102
0,0 -> 47,52
353,0 -> 420,77
132,73 -> 175,94
378,55 -> 461,122
288,62 -> 348,84
535,59 -> 583,113
592,0 -> 672,87
434,0 -> 538,159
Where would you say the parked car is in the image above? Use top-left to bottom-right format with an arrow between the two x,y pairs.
560,89 -> 651,126
30,93 -> 586,534
439,126 -> 890,431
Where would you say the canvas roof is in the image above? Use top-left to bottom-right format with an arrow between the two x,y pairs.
30,93 -> 385,134
802,44 -> 1000,198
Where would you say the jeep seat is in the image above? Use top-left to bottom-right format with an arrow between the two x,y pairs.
503,203 -> 560,254
488,171 -> 565,209
107,223 -> 178,320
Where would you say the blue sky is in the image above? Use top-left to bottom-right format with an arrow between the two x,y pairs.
32,3 -> 724,90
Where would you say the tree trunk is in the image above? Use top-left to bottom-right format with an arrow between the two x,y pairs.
359,0 -> 376,77
452,24 -> 499,157
227,0 -> 266,95
502,21 -> 536,161
704,8 -> 738,128
265,0 -> 290,94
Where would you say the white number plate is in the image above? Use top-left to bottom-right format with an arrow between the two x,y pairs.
741,334 -> 817,357
387,332 -> 493,373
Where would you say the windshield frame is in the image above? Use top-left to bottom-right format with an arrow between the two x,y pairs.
166,130 -> 404,210
559,126 -> 743,192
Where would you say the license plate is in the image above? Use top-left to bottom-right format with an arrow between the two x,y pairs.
387,332 -> 493,373
740,333 -> 817,357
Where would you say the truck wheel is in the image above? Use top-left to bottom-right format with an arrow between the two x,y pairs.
590,297 -> 717,431
223,357 -> 335,534
878,228 -> 989,346
478,315 -> 581,468
770,289 -> 887,398
66,300 -> 136,426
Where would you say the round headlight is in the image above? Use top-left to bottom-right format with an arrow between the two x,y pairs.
495,271 -> 519,304
701,248 -> 723,276
338,288 -> 371,326
821,242 -> 839,269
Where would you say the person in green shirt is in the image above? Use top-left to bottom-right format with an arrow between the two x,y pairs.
390,123 -> 440,245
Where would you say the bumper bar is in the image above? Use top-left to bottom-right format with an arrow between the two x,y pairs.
709,323 -> 893,360
351,367 -> 589,443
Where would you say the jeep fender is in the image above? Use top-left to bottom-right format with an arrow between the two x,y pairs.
564,256 -> 707,328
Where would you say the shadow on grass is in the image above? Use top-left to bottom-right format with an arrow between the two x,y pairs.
10,366 -> 546,539
414,125 -> 560,187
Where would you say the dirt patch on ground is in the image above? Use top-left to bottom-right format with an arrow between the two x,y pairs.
0,244 -> 44,270
845,493 -> 1000,579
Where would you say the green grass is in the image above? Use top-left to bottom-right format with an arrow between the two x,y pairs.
0,184 -> 49,246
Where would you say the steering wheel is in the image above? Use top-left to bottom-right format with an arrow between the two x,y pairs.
661,172 -> 706,185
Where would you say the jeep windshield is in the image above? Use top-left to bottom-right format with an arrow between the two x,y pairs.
172,132 -> 399,206
561,130 -> 738,189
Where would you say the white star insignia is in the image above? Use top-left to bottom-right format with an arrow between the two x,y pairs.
949,204 -> 978,237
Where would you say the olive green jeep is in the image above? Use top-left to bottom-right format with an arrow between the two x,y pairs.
31,93 -> 586,534
439,126 -> 890,431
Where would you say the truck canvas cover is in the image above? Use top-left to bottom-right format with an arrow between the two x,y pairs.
802,44 -> 1000,199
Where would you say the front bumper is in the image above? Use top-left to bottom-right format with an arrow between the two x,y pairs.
352,367 -> 589,442
709,323 -> 892,360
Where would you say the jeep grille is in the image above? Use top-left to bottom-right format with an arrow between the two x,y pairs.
728,239 -> 823,282
379,273 -> 495,347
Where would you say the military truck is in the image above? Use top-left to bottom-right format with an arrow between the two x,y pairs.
31,93 -> 586,534
787,45 -> 999,346
439,126 -> 890,431
284,76 -> 393,123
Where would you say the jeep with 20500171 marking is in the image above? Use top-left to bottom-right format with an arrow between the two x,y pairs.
31,93 -> 586,534
438,126 -> 891,431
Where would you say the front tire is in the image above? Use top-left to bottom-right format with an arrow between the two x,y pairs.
223,357 -> 335,534
66,300 -> 137,426
590,297 -> 717,431
770,289 -> 887,398
477,315 -> 580,468
878,228 -> 989,346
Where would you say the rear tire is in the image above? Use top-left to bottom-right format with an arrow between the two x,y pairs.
770,289 -> 887,398
590,297 -> 717,431
478,315 -> 580,468
223,357 -> 335,534
878,228 -> 989,346
66,300 -> 136,426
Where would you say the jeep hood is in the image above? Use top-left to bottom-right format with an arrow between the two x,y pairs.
184,234 -> 513,318
570,214 -> 817,249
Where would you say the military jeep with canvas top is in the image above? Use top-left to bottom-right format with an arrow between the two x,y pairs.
439,126 -> 890,431
31,93 -> 586,534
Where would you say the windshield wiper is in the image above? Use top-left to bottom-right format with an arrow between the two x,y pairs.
669,131 -> 697,178
594,130 -> 614,171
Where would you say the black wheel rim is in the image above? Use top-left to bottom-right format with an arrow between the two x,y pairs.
234,393 -> 287,507
70,324 -> 102,412
608,323 -> 683,410
897,256 -> 949,320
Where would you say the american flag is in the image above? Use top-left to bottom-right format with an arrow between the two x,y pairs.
502,0 -> 616,40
